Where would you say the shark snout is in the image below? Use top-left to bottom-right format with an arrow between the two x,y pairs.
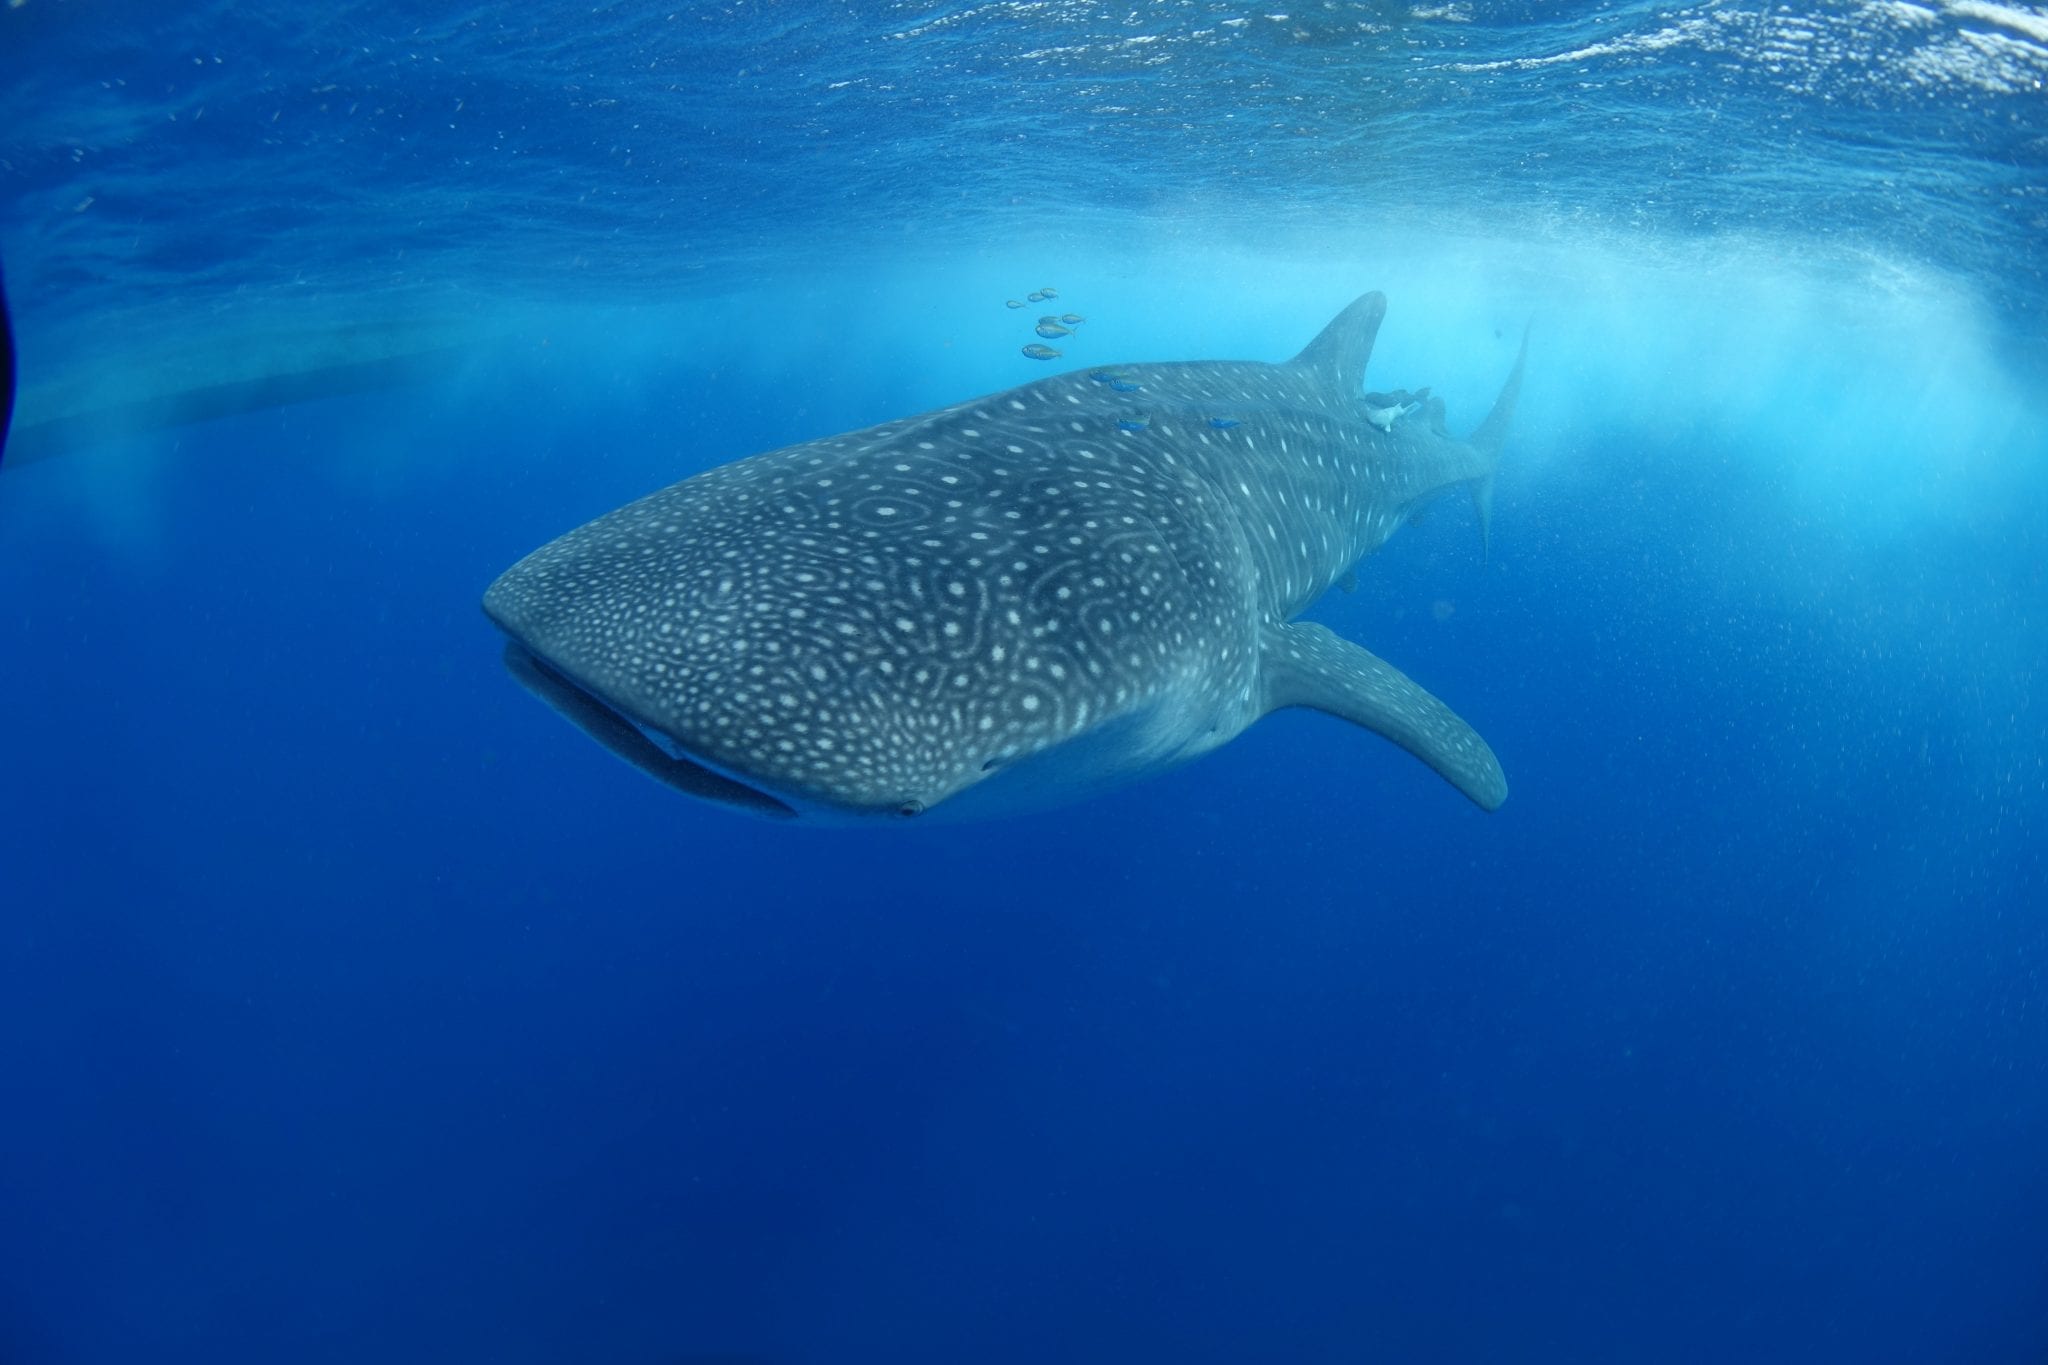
482,555 -> 998,821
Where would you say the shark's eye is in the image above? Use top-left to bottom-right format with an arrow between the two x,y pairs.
897,800 -> 925,818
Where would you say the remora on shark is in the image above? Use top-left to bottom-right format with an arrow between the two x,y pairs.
484,291 -> 1526,822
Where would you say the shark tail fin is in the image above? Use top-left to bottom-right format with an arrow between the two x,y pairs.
1468,322 -> 1528,460
1289,291 -> 1386,394
1466,323 -> 1529,563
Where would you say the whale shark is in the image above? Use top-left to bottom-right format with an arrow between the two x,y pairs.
484,291 -> 1525,823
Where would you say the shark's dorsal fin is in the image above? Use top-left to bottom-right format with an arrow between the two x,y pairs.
1288,291 -> 1386,395
1258,620 -> 1506,810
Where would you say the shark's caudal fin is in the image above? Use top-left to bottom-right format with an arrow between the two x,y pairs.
1288,291 -> 1387,394
1465,324 -> 1530,561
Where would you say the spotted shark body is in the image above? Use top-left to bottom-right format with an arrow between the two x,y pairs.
484,291 -> 1525,822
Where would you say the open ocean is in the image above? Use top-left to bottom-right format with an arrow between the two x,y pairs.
2,2 -> 2045,1362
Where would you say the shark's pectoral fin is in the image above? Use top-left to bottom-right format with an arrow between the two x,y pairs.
1258,622 -> 1507,810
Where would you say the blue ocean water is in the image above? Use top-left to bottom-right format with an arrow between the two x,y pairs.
2,2 -> 2046,1362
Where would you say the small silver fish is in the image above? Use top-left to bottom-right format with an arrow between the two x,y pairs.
1005,299 -> 1025,309
1060,313 -> 1084,324
1035,322 -> 1072,339
1364,399 -> 1418,433
1364,386 -> 1431,431
1039,286 -> 1059,299
1026,290 -> 1046,303
1021,343 -> 1061,360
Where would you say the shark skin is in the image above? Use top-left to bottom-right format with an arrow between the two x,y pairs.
484,291 -> 1526,823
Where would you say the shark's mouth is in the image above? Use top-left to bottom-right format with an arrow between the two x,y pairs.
497,642 -> 798,820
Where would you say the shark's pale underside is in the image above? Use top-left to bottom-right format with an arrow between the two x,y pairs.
484,291 -> 1525,822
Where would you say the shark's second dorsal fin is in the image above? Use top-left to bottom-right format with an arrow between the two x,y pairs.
1288,292 -> 1386,395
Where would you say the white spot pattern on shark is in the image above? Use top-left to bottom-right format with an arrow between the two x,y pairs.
484,292 -> 1526,822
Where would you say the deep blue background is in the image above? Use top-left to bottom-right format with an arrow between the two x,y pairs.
3,2 -> 2047,1362
3,328 -> 2043,1362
